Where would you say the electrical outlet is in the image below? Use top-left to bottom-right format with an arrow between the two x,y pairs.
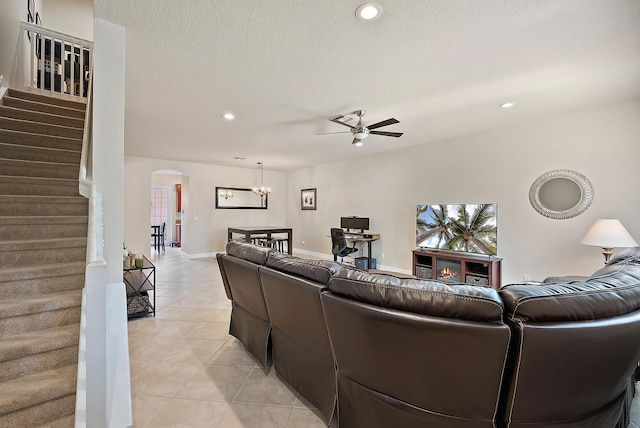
523,274 -> 531,281
381,253 -> 385,259
301,240 -> 305,246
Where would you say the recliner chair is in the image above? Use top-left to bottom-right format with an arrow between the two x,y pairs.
331,227 -> 358,263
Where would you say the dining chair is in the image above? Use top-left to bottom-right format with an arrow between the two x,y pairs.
152,222 -> 166,252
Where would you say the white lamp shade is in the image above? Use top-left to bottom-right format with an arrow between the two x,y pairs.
580,219 -> 638,247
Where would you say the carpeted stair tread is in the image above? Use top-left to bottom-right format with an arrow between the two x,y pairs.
0,117 -> 83,139
0,261 -> 85,299
0,394 -> 75,427
0,158 -> 79,179
0,142 -> 81,164
1,96 -> 85,119
0,236 -> 86,251
7,89 -> 85,111
0,237 -> 87,268
0,290 -> 82,320
0,175 -> 79,196
0,215 -> 88,226
0,324 -> 79,363
0,129 -> 82,151
36,413 -> 75,427
0,195 -> 87,216
0,365 -> 77,416
0,106 -> 84,129
0,215 -> 88,240
0,261 -> 85,283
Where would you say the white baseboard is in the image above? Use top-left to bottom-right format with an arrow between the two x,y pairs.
292,248 -> 334,260
183,251 -> 219,259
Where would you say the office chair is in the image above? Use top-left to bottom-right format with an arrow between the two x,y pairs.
330,228 -> 358,263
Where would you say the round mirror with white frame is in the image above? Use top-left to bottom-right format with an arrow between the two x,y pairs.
529,169 -> 594,219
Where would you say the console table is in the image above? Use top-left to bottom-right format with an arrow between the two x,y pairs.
123,255 -> 155,319
412,248 -> 502,289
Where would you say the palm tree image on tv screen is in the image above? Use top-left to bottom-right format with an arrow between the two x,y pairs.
416,204 -> 497,255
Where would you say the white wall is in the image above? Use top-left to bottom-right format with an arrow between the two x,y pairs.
0,0 -> 40,85
93,18 -> 125,284
0,0 -> 90,85
42,0 -> 93,41
124,157 -> 287,258
286,100 -> 640,284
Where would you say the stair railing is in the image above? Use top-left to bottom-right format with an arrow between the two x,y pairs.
79,70 -> 93,198
20,21 -> 93,102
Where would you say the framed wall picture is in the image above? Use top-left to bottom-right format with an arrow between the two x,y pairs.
301,188 -> 317,210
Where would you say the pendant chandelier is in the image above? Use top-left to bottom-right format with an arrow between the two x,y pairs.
252,161 -> 272,196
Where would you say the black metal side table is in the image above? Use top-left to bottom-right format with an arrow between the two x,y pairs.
123,255 -> 155,319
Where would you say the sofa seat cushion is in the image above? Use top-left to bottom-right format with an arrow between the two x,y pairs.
226,240 -> 273,265
500,251 -> 640,322
328,269 -> 504,322
266,252 -> 342,285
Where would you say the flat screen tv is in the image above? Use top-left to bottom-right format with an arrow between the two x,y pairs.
341,216 -> 369,232
416,203 -> 497,255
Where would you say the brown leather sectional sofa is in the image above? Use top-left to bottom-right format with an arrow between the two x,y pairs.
217,241 -> 640,428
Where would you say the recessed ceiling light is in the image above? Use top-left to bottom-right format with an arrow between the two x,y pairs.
222,113 -> 235,120
356,3 -> 383,22
499,102 -> 516,108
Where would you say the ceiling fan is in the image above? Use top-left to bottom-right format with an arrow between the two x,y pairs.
327,110 -> 403,146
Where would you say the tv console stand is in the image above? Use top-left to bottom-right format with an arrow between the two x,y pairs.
412,248 -> 502,289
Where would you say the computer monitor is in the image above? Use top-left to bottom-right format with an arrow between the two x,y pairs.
340,216 -> 369,232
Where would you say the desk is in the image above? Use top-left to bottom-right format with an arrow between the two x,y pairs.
344,231 -> 381,269
123,255 -> 155,319
228,226 -> 293,255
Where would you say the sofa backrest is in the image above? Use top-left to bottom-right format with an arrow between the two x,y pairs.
226,239 -> 273,265
265,252 -> 342,285
259,253 -> 342,422
498,252 -> 640,427
329,268 -> 505,321
261,253 -> 341,356
322,269 -> 511,427
217,240 -> 273,322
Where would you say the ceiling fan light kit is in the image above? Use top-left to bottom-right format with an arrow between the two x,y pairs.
328,109 -> 403,146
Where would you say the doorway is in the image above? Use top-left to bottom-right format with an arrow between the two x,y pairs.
151,170 -> 188,252
151,185 -> 172,249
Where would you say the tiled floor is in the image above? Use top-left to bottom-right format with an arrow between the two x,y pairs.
128,248 -> 329,428
130,248 -> 640,428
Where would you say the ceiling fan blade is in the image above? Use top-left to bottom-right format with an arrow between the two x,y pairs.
329,115 -> 356,129
316,131 -> 352,135
352,138 -> 363,145
367,118 -> 399,130
369,130 -> 404,137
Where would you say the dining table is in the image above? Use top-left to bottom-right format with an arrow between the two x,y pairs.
227,226 -> 293,255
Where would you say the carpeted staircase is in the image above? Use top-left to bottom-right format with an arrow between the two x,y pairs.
0,89 -> 88,427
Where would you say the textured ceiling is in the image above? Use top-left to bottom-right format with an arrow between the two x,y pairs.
95,0 -> 640,172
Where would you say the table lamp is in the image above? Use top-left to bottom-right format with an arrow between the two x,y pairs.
580,219 -> 637,264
